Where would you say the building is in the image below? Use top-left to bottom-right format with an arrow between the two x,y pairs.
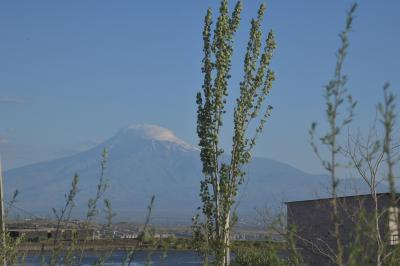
6,219 -> 97,242
286,193 -> 399,266
8,227 -> 96,242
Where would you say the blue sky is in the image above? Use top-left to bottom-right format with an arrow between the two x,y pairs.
0,1 -> 399,173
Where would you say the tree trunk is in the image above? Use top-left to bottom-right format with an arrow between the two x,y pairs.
0,160 -> 6,266
224,212 -> 230,265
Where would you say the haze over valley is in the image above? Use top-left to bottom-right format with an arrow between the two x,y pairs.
4,124 -> 376,225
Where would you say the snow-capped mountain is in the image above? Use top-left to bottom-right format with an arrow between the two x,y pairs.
4,124 -> 368,224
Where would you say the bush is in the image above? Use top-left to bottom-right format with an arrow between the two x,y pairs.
232,246 -> 286,266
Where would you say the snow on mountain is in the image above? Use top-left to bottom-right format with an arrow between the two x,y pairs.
3,124 -> 375,224
120,124 -> 198,151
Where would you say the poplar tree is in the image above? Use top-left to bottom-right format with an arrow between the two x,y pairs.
194,1 -> 276,264
309,4 -> 357,266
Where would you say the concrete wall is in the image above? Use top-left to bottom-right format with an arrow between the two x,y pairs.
287,193 -> 396,266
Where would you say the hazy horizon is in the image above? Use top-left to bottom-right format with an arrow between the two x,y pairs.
0,1 -> 399,174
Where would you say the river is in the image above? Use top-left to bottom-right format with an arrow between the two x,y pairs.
20,250 -> 203,265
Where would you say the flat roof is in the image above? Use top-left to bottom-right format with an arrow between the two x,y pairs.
285,192 -> 397,204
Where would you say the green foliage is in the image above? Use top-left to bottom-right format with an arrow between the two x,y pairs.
308,4 -> 357,266
379,84 -> 397,206
0,232 -> 25,265
308,3 -> 400,266
5,189 -> 18,218
377,84 -> 398,265
285,225 -> 304,266
103,198 -> 116,236
137,227 -> 153,243
87,148 -> 109,221
309,2 -> 357,183
49,172 -> 79,266
2,147 -> 160,266
231,245 -> 285,266
76,148 -> 114,265
63,228 -> 79,266
124,195 -> 156,266
347,209 -> 376,266
194,0 -> 276,264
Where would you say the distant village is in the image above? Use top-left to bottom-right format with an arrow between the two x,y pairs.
6,218 -> 268,244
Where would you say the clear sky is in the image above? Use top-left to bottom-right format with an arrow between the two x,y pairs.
0,1 -> 399,173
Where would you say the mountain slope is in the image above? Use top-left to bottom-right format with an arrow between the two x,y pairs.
3,124 -> 370,223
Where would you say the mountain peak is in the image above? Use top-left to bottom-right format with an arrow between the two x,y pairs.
119,124 -> 197,151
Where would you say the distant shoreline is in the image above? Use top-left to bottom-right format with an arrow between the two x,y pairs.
15,239 -> 268,253
16,238 -> 194,253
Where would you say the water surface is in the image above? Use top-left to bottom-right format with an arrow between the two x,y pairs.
21,250 -> 202,265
